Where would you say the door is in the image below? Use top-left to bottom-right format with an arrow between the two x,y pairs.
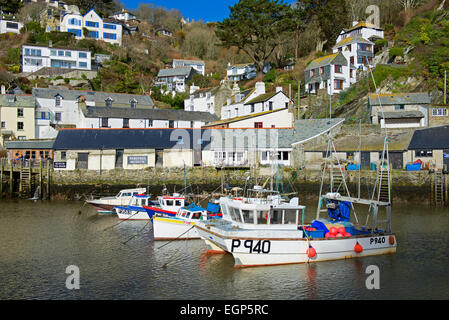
443,149 -> 449,173
360,151 -> 370,169
77,153 -> 89,169
194,150 -> 201,166
155,149 -> 163,168
115,149 -> 124,168
389,152 -> 403,170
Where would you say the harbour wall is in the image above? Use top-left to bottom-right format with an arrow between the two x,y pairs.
47,167 -> 434,204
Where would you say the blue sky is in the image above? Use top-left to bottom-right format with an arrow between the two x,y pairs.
124,0 -> 296,23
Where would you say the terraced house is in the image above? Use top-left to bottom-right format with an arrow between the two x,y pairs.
305,52 -> 352,95
60,9 -> 123,46
0,95 -> 36,146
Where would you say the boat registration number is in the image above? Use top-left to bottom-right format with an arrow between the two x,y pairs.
231,239 -> 271,254
369,236 -> 386,245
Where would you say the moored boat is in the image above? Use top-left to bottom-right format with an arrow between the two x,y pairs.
142,193 -> 187,218
86,187 -> 147,214
115,194 -> 159,220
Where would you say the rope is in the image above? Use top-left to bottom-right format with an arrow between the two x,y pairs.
158,225 -> 196,268
122,220 -> 152,245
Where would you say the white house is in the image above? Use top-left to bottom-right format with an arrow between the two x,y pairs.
155,67 -> 197,93
32,88 -> 155,139
22,44 -> 91,73
336,21 -> 384,44
304,52 -> 354,95
184,87 -> 219,113
0,18 -> 23,34
60,9 -> 123,46
110,9 -> 137,22
333,33 -> 375,71
226,63 -> 257,82
172,59 -> 205,76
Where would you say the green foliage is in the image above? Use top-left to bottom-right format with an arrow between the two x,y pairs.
0,0 -> 22,14
187,73 -> 212,88
150,86 -> 188,109
371,65 -> 412,90
6,47 -> 21,65
389,47 -> 404,59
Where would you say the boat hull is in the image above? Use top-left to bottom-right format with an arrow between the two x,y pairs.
115,206 -> 152,220
195,225 -> 397,267
153,216 -> 200,240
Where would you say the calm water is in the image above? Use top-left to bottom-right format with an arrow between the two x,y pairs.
0,199 -> 448,300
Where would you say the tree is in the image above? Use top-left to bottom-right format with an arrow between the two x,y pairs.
0,0 -> 22,14
64,0 -> 119,15
215,0 -> 293,76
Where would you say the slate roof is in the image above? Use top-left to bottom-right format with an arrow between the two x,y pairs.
157,67 -> 194,78
379,111 -> 425,119
53,129 -> 211,150
82,106 -> 219,122
244,91 -> 282,105
191,87 -> 219,99
290,119 -> 345,146
368,93 -> 431,106
408,125 -> 449,150
203,108 -> 289,128
305,53 -> 341,71
0,95 -> 35,107
32,88 -> 154,107
333,34 -> 374,48
5,140 -> 55,150
344,21 -> 383,32
173,59 -> 205,66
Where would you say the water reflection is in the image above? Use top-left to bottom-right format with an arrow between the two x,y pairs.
0,199 -> 448,299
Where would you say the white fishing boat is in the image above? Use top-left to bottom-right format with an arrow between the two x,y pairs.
115,194 -> 159,220
86,188 -> 147,214
153,203 -> 217,240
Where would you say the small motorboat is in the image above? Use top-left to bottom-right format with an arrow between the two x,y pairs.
143,193 -> 187,218
86,188 -> 146,214
115,194 -> 159,220
153,202 -> 222,240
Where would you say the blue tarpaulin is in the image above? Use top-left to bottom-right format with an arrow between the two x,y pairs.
327,200 -> 351,222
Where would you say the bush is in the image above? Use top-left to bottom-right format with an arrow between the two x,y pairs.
389,47 -> 404,59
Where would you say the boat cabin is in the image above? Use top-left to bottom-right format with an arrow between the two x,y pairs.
128,194 -> 152,207
158,194 -> 186,212
116,188 -> 146,199
177,204 -> 207,220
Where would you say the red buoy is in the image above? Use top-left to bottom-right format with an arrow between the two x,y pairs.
307,245 -> 316,258
337,227 -> 346,234
343,232 -> 352,237
336,233 -> 344,237
354,242 -> 363,253
329,227 -> 338,235
389,235 -> 395,245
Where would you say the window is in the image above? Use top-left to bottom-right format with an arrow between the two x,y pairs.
17,122 -> 24,131
86,21 -> 99,28
79,62 -> 87,68
169,120 -> 175,128
6,22 -> 18,29
101,117 -> 109,128
334,79 -> 344,90
105,98 -> 113,107
79,52 -> 87,58
190,121 -> 194,128
55,96 -> 62,106
335,65 -> 343,73
350,69 -> 353,78
68,29 -> 82,37
103,33 -> 117,40
251,104 -> 255,113
1,121 -> 5,128
254,122 -> 263,128
130,100 -> 137,108
61,151 -> 66,160
269,101 -> 273,111
40,112 -> 48,119
148,119 -> 153,127
55,112 -> 62,122
432,108 -> 448,116
123,118 -> 129,128
50,50 -> 57,56
58,50 -> 64,56
346,44 -> 351,51
415,150 -> 433,157
350,56 -> 354,65
65,51 -> 71,57
88,31 -> 99,38
18,136 -> 26,140
310,69 -> 315,77
103,23 -> 117,29
69,18 -> 81,26
17,108 -> 24,117
320,67 -> 324,75
394,105 -> 405,110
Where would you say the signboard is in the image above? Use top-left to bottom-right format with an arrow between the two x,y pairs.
54,162 -> 67,169
127,156 -> 148,165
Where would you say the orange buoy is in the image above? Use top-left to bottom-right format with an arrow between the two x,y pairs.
389,235 -> 395,245
307,245 -> 316,258
337,227 -> 346,234
329,227 -> 338,235
354,242 -> 363,253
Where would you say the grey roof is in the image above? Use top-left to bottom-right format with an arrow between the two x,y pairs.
32,88 -> 154,107
191,87 -> 219,99
82,106 -> 219,122
157,67 -> 194,78
0,95 -> 35,107
408,125 -> 449,150
305,52 -> 346,71
5,140 -> 55,150
368,93 -> 431,106
289,119 -> 346,146
173,59 -> 205,66
379,111 -> 425,119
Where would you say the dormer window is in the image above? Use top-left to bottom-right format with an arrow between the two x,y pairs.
105,98 -> 113,107
55,95 -> 62,106
130,100 -> 137,108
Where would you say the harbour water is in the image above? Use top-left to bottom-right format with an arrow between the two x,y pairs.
0,199 -> 448,300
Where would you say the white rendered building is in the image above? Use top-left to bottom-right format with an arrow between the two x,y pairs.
336,21 -> 384,44
173,59 -> 205,75
22,44 -> 91,73
0,18 -> 23,34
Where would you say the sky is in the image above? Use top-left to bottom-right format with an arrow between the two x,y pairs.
124,0 -> 296,23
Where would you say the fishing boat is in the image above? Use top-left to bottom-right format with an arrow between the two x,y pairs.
195,107 -> 397,267
142,193 -> 188,218
114,194 -> 159,220
86,187 -> 147,214
152,203 -> 222,240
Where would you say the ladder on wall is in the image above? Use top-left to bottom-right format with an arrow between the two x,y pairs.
433,169 -> 445,206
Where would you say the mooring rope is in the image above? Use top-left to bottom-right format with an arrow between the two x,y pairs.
122,219 -> 152,245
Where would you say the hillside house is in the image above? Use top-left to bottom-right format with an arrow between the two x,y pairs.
0,17 -> 23,34
305,52 -> 353,95
336,21 -> 384,44
184,83 -> 233,115
332,34 -> 375,71
155,67 -> 197,93
226,63 -> 257,82
0,95 -> 36,145
173,59 -> 205,76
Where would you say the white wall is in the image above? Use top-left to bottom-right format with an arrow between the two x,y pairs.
0,19 -> 23,34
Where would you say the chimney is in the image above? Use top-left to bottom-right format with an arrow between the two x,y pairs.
1,85 -> 5,95
276,86 -> 283,93
255,82 -> 266,96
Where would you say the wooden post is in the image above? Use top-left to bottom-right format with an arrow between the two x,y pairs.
445,165 -> 448,206
39,161 -> 43,199
0,158 -> 3,198
9,159 -> 13,198
28,160 -> 32,195
19,159 -> 23,194
46,160 -> 50,200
